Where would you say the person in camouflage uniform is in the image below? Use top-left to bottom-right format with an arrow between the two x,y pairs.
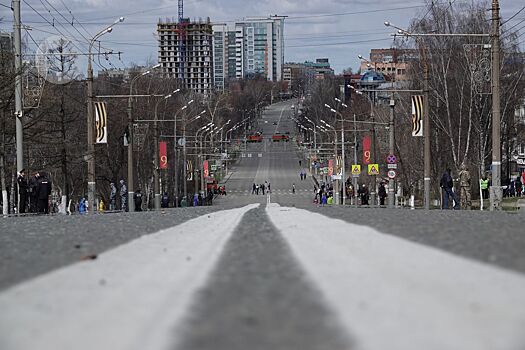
458,163 -> 471,210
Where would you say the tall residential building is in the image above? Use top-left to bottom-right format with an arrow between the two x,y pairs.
212,16 -> 285,88
157,17 -> 213,96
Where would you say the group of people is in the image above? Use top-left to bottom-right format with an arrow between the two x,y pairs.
252,182 -> 270,195
313,183 -> 333,205
299,171 -> 307,181
109,180 -> 128,211
508,173 -> 525,197
17,169 -> 52,214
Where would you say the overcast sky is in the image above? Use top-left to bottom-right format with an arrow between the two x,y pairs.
1,0 -> 524,74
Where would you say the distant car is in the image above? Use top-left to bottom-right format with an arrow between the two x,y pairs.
272,121 -> 277,125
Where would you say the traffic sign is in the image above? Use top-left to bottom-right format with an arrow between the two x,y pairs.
387,170 -> 397,179
351,164 -> 361,175
387,163 -> 398,169
368,164 -> 380,175
386,154 -> 397,164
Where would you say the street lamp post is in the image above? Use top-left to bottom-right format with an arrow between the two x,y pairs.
87,16 -> 124,212
154,93 -> 174,210
182,99 -> 195,201
320,118 -> 339,205
334,97 -> 348,206
127,64 -> 161,212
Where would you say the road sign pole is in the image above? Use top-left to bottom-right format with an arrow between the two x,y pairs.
353,113 -> 358,207
388,95 -> 395,208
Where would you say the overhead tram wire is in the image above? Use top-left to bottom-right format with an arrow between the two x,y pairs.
46,0 -> 124,71
501,5 -> 525,26
287,37 -> 391,48
21,0 -> 124,72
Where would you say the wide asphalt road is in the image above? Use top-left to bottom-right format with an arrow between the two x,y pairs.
1,100 -> 525,350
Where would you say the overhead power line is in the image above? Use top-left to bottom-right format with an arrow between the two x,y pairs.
501,5 -> 525,26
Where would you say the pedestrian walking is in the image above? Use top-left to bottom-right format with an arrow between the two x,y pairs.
515,176 -> 523,197
358,184 -> 369,205
261,183 -> 266,195
252,183 -> 256,194
440,168 -> 459,210
28,172 -> 39,213
78,198 -> 87,214
458,163 -> 472,210
161,192 -> 169,208
378,182 -> 387,206
36,172 -> 52,214
292,183 -> 296,194
134,189 -> 143,211
17,169 -> 28,213
480,174 -> 489,200
193,193 -> 199,207
256,184 -> 260,195
321,193 -> 327,206
109,182 -> 117,210
119,179 -> 127,211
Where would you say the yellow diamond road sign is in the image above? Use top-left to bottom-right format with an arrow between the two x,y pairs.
351,164 -> 361,175
368,164 -> 380,175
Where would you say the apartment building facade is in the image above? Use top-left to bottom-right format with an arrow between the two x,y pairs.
212,16 -> 285,89
157,17 -> 213,96
359,48 -> 418,81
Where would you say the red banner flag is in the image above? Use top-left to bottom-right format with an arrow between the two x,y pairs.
328,159 -> 334,177
159,141 -> 168,169
363,135 -> 371,164
203,160 -> 209,177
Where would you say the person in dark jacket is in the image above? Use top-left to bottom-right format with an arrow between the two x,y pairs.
134,189 -> 143,211
17,169 -> 28,213
28,172 -> 40,213
358,184 -> 369,205
161,192 -> 169,208
440,168 -> 459,209
378,182 -> 387,206
36,172 -> 52,214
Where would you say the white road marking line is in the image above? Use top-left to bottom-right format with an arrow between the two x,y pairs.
0,204 -> 259,350
266,204 -> 525,350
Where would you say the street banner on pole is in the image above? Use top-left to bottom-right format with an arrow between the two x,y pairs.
94,101 -> 107,143
411,95 -> 423,137
159,141 -> 167,169
203,160 -> 209,177
363,135 -> 371,164
186,160 -> 193,181
328,159 -> 334,177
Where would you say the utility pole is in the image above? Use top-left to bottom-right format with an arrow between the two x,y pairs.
423,55 -> 431,210
183,111 -> 188,201
389,93 -> 395,208
353,113 -> 358,207
370,92 -> 377,206
490,0 -> 502,210
341,119 -> 345,205
13,0 -> 24,175
86,48 -> 96,212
